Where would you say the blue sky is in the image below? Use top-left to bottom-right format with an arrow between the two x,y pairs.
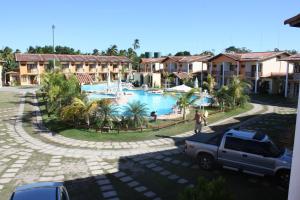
0,0 -> 299,55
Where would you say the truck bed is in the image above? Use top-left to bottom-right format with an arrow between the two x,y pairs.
186,133 -> 223,146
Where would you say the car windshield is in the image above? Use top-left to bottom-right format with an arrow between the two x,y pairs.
12,188 -> 57,200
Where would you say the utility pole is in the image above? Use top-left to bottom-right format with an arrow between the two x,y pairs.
52,25 -> 55,68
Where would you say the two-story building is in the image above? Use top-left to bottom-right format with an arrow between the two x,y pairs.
137,55 -> 211,88
207,51 -> 291,94
281,54 -> 300,98
15,53 -> 132,86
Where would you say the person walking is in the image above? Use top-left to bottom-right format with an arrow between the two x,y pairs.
194,110 -> 207,134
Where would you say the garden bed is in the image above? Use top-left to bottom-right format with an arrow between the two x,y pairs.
36,95 -> 253,141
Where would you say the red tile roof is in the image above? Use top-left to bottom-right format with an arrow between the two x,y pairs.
208,51 -> 289,62
280,54 -> 300,62
164,55 -> 211,63
140,57 -> 166,64
15,53 -> 132,63
75,73 -> 94,84
172,72 -> 192,80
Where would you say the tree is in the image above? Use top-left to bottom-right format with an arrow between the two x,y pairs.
41,71 -> 81,115
225,46 -> 251,53
199,50 -> 214,56
175,51 -> 191,56
179,177 -> 234,200
92,49 -> 100,55
228,76 -> 251,107
202,74 -> 216,94
133,39 -> 140,50
95,99 -> 118,129
106,45 -> 118,56
70,97 -> 103,127
125,101 -> 148,128
176,89 -> 197,120
0,47 -> 18,72
215,86 -> 231,111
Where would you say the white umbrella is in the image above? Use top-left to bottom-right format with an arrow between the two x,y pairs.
166,84 -> 192,92
194,77 -> 199,88
117,73 -> 123,96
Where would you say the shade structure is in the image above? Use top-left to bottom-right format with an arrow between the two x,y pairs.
165,84 -> 192,92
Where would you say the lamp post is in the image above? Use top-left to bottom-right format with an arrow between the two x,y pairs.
52,25 -> 55,68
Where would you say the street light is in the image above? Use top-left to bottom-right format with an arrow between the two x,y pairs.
52,25 -> 55,68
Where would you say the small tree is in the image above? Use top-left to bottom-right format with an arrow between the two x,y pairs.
176,89 -> 197,120
203,74 -> 216,94
215,86 -> 231,111
125,101 -> 148,128
179,177 -> 234,200
228,76 -> 251,108
96,99 -> 118,129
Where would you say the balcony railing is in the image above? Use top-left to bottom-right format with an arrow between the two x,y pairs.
224,71 -> 235,76
90,68 -> 97,73
245,72 -> 262,78
76,68 -> 84,73
113,68 -> 119,73
102,68 -> 108,73
27,68 -> 38,74
294,73 -> 300,80
63,68 -> 70,73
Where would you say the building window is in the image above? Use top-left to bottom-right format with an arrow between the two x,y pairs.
62,64 -> 69,69
294,63 -> 300,73
251,64 -> 262,72
189,64 -> 193,71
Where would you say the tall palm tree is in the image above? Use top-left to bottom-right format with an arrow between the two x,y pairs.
125,101 -> 148,128
228,76 -> 251,107
133,39 -> 140,50
176,89 -> 197,120
106,45 -> 118,56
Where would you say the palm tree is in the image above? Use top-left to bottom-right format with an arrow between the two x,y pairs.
203,74 -> 216,94
133,39 -> 140,50
106,45 -> 118,56
72,97 -> 103,127
215,86 -> 231,111
176,89 -> 197,120
228,76 -> 251,107
125,101 -> 148,128
96,99 -> 118,129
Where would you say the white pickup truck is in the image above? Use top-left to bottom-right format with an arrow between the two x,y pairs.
184,129 -> 292,187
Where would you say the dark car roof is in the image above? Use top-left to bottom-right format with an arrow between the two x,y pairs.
12,187 -> 58,200
15,182 -> 63,191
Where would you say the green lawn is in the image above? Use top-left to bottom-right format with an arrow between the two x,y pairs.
35,93 -> 253,141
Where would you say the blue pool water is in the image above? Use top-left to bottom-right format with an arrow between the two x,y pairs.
82,83 -> 119,92
83,84 -> 212,116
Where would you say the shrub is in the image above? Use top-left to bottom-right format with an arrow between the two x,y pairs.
178,177 -> 234,200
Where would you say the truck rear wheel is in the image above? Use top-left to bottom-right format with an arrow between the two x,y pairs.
197,153 -> 214,170
276,169 -> 290,189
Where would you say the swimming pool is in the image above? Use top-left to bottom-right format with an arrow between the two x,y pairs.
83,85 -> 212,116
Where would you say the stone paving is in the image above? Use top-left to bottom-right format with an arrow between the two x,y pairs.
0,90 -> 295,199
